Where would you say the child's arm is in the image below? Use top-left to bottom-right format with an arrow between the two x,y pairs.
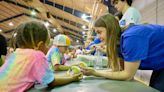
48,73 -> 82,87
54,64 -> 71,71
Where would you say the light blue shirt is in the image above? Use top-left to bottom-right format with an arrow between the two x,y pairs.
119,7 -> 141,27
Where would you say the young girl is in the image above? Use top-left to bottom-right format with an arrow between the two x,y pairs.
0,21 -> 82,92
46,34 -> 72,71
82,14 -> 164,91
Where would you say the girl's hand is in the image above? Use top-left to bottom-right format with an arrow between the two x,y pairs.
71,73 -> 83,82
81,67 -> 96,76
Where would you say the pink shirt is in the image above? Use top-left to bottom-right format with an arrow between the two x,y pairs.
0,48 -> 54,92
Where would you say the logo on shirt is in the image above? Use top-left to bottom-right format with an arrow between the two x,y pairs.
120,20 -> 126,27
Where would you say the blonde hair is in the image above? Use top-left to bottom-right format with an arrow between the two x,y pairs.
94,13 -> 121,71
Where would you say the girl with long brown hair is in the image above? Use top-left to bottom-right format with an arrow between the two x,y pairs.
82,13 -> 164,92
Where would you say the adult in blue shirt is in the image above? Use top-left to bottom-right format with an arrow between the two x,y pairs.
82,14 -> 164,92
85,36 -> 101,55
86,36 -> 101,50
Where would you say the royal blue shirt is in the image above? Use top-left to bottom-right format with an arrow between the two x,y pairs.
120,24 -> 164,70
86,42 -> 95,50
93,37 -> 101,44
86,37 -> 101,50
86,37 -> 101,55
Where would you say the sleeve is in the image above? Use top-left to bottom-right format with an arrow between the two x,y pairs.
93,37 -> 101,44
47,48 -> 61,66
51,50 -> 61,66
125,9 -> 141,25
32,52 -> 55,85
121,35 -> 149,62
0,35 -> 7,55
126,12 -> 135,25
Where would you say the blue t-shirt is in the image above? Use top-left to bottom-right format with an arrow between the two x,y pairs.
93,37 -> 101,44
120,24 -> 164,70
86,42 -> 94,50
86,37 -> 101,50
86,37 -> 101,55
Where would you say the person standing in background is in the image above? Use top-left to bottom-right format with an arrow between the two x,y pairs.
112,0 -> 141,27
0,34 -> 7,66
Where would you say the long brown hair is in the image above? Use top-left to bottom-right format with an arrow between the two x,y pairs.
94,13 -> 121,71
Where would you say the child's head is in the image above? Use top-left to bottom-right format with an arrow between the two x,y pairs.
112,0 -> 133,12
53,34 -> 71,54
94,13 -> 121,71
14,21 -> 50,53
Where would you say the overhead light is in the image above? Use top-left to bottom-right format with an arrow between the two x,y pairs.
31,10 -> 36,16
76,40 -> 79,43
53,28 -> 57,33
82,25 -> 87,29
0,29 -> 2,32
9,22 -> 14,26
82,31 -> 85,35
13,33 -> 17,37
44,22 -> 50,27
81,14 -> 92,22
81,14 -> 87,19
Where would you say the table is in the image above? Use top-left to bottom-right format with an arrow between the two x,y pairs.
28,71 -> 159,92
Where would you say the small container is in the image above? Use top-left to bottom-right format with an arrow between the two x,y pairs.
94,50 -> 103,69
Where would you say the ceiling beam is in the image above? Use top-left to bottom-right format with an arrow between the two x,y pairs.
3,0 -> 40,13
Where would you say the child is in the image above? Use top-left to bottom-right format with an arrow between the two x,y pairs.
46,34 -> 72,71
82,14 -> 164,92
0,21 -> 82,92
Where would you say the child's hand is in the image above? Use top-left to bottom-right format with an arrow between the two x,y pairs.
71,73 -> 83,82
81,67 -> 96,76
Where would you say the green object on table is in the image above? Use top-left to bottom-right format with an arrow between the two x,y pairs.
77,55 -> 108,67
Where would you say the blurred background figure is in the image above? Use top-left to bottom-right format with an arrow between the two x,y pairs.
0,34 -> 7,67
